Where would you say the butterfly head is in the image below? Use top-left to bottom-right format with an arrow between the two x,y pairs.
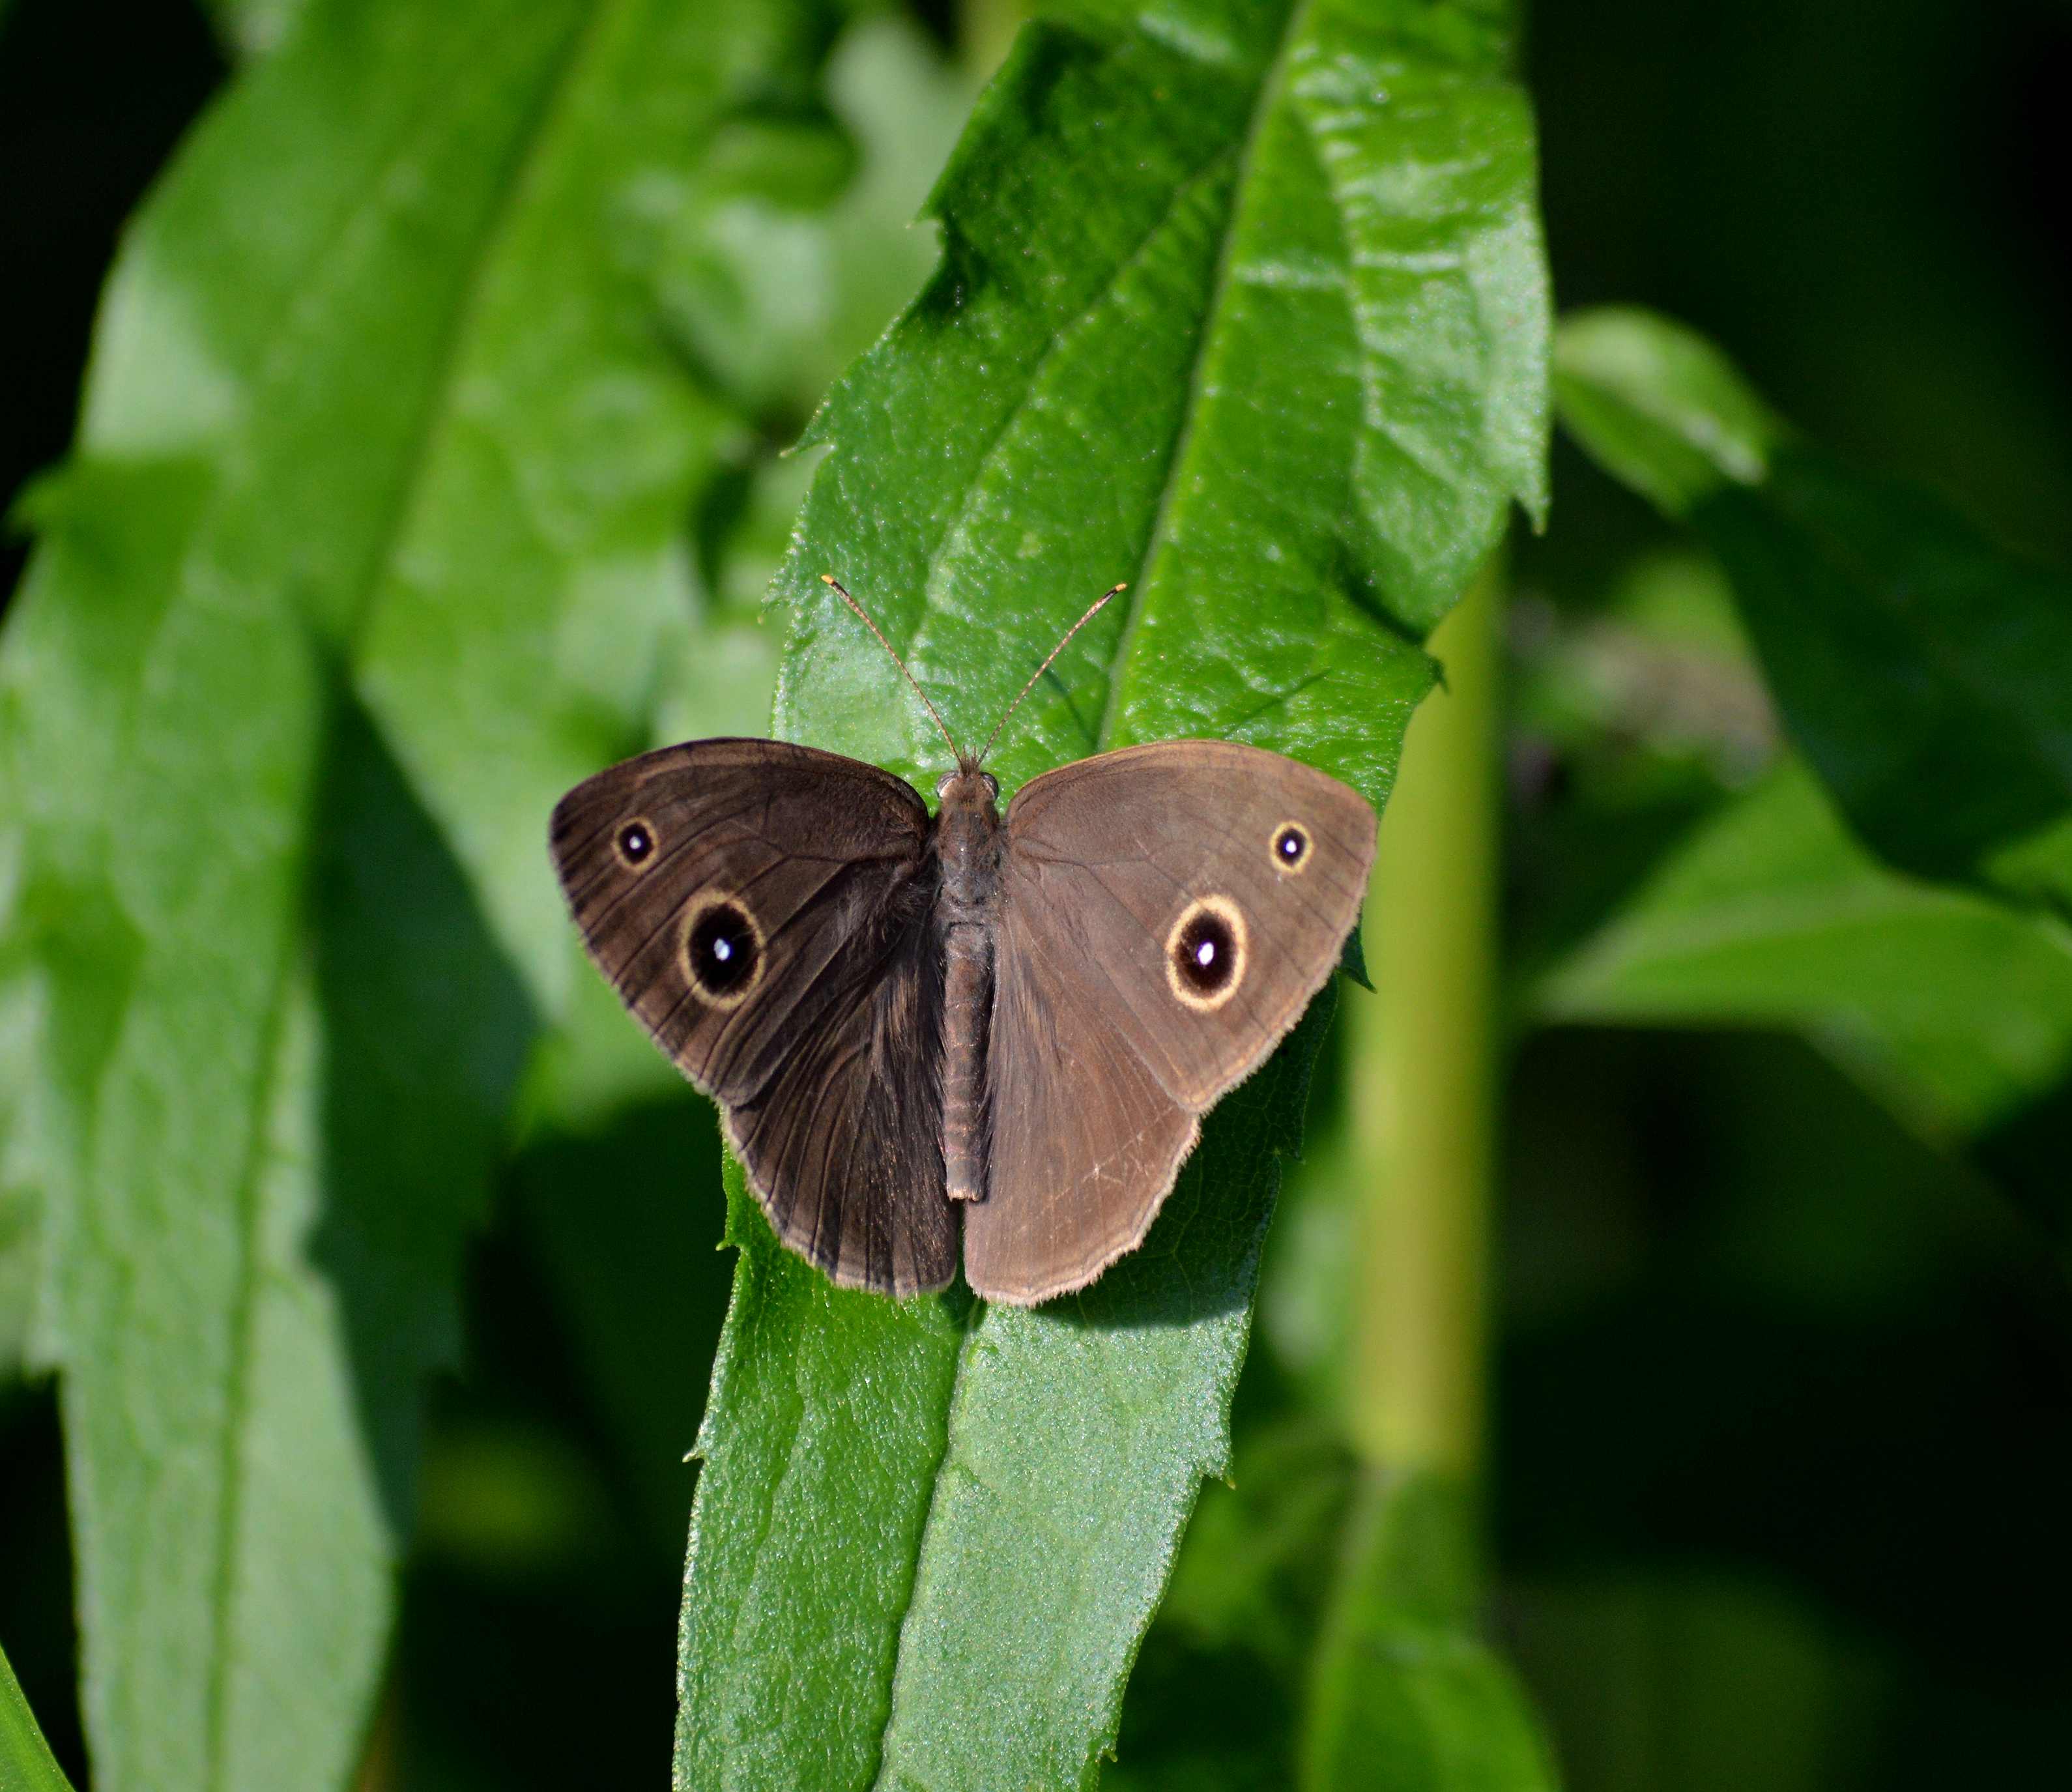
937,760 -> 998,800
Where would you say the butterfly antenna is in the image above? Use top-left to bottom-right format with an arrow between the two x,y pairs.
820,575 -> 962,761
976,583 -> 1126,766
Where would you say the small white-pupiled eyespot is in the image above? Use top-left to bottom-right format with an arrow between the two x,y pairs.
616,819 -> 657,867
1165,894 -> 1248,1012
1271,821 -> 1311,873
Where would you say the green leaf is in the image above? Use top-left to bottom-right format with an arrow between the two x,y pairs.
676,1159 -> 968,1792
1532,760 -> 2072,1144
655,12 -> 973,427
0,1634 -> 75,1792
1556,306 -> 2072,905
0,967 -> 44,1382
677,1 -> 1549,1785
1299,1470 -> 1558,1792
0,1 -> 844,1786
199,0 -> 304,61
1549,308 -> 1781,517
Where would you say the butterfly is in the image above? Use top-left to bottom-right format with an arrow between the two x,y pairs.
550,579 -> 1375,1303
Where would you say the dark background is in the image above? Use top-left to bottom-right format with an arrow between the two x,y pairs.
4,1 -> 2069,1786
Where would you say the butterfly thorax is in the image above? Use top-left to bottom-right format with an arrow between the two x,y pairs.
934,763 -> 1000,1202
934,763 -> 1002,919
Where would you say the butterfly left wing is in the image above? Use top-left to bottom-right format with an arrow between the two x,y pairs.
966,740 -> 1375,1304
551,739 -> 957,1296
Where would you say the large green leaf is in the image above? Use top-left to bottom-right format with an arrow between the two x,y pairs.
676,1 -> 1549,1785
0,1 -> 844,1786
1555,306 -> 2072,907
1532,759 -> 2072,1154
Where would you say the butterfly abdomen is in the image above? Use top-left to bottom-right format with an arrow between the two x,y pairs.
934,767 -> 1003,1206
941,921 -> 992,1201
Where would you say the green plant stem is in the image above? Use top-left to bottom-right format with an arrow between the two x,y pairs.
1346,564 -> 1504,1479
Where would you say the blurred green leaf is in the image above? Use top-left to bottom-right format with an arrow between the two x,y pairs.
1504,1572 -> 1891,1792
1508,550 -> 1776,799
1301,1470 -> 1558,1792
0,972 -> 40,1381
657,13 -> 973,424
199,0 -> 304,62
676,0 -> 1548,1784
1556,306 -> 2072,906
1550,308 -> 1781,517
0,1 -> 846,1787
1503,551 -> 1781,987
0,1632 -> 74,1792
1159,1417 -> 1359,1674
1532,760 -> 2072,1144
0,1198 -> 31,1382
506,1093 -> 734,1558
353,2 -> 851,1011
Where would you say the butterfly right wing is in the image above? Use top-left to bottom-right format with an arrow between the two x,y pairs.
550,739 -> 956,1296
967,741 -> 1374,1304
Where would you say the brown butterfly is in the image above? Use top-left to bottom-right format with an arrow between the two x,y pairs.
549,579 -> 1376,1305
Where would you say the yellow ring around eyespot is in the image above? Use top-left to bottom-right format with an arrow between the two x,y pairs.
614,815 -> 660,869
681,891 -> 767,1010
1164,893 -> 1248,1013
1269,819 -> 1312,874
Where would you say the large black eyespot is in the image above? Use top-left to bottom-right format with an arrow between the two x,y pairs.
616,820 -> 655,867
1165,895 -> 1248,1011
684,899 -> 762,1004
1271,822 -> 1310,871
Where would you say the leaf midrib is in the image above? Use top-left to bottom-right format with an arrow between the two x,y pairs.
864,4 -> 1316,1784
